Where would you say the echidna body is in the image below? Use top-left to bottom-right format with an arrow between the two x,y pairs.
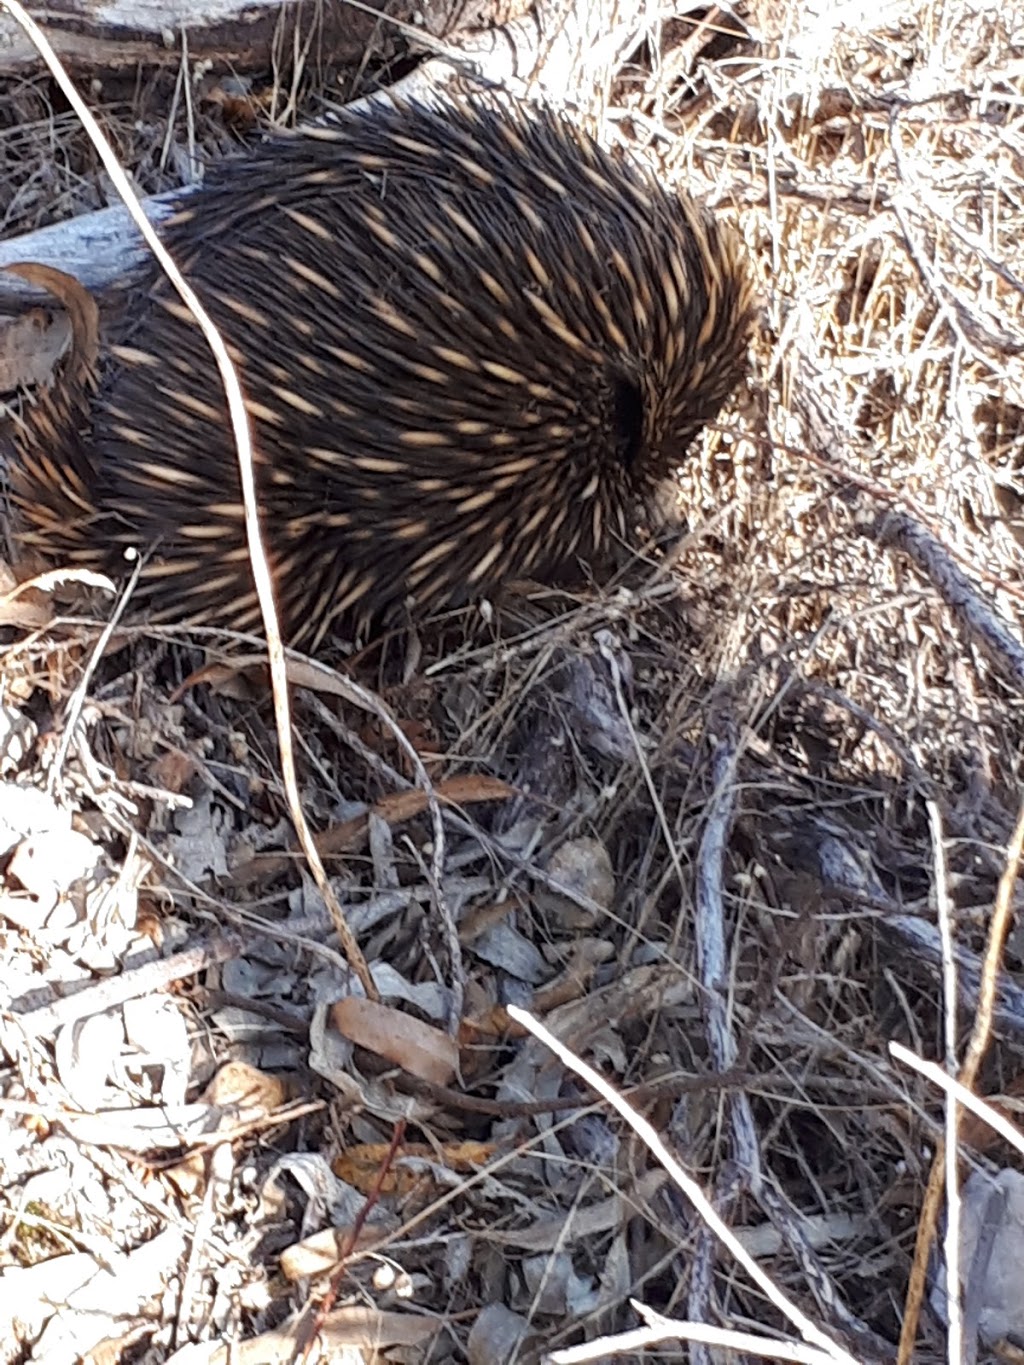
9,99 -> 754,647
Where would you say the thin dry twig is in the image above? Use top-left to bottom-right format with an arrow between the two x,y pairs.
872,512 -> 1024,691
48,556 -> 140,789
287,657 -> 461,1030
11,932 -> 243,1039
897,799 -> 1024,1364
689,736 -> 746,1364
890,1043 -> 1024,1165
792,382 -> 1024,691
696,736 -> 889,1356
927,799 -> 963,1365
960,800 -> 1024,1084
507,1003 -> 860,1365
547,1310 -> 857,1365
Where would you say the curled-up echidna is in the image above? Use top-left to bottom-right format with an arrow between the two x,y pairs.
6,98 -> 755,648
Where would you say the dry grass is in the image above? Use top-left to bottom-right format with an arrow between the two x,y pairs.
1,0 -> 1023,1362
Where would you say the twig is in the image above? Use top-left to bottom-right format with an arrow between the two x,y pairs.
288,659 -> 460,1031
696,740 -> 742,1073
174,1137 -> 228,1350
548,1311 -> 858,1365
793,374 -> 1024,671
690,736 -> 746,1365
697,739 -> 887,1356
897,799 -> 1024,1363
890,1043 -> 1024,1164
927,800 -> 963,1365
872,512 -> 1024,691
961,800 -> 1024,1079
883,915 -> 1024,1039
48,556 -> 141,791
11,933 -> 243,1038
295,1118 -> 408,1364
507,1003 -> 860,1365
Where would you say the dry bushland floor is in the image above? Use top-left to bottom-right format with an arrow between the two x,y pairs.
1,1 -> 1023,1362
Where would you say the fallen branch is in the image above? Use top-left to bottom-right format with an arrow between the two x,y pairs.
12,932 -> 242,1039
793,379 -> 1024,693
0,0 -> 699,386
0,0 -> 416,75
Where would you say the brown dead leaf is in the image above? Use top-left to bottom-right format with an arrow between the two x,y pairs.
198,77 -> 263,134
0,305 -> 69,390
279,1225 -> 388,1280
200,1060 -> 288,1112
162,1150 -> 207,1203
331,997 -> 458,1086
327,775 -> 513,858
148,750 -> 198,795
358,714 -> 443,780
958,1075 -> 1024,1157
200,1306 -> 441,1361
532,937 -> 615,1010
333,1140 -> 496,1195
231,773 -> 514,886
459,1006 -> 517,1047
168,659 -> 265,703
135,902 -> 165,946
0,589 -> 53,631
357,773 -> 514,838
459,899 -> 515,943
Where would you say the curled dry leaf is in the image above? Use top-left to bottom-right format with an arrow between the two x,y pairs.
535,834 -> 615,930
148,748 -> 199,796
333,1140 -> 497,1197
343,774 -> 515,851
279,1224 -> 391,1281
931,1167 -> 1024,1347
164,1306 -> 440,1362
0,582 -> 57,632
331,996 -> 459,1086
251,1306 -> 442,1359
200,1059 -> 288,1113
6,827 -> 102,922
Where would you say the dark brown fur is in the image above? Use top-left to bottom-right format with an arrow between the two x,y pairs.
7,99 -> 755,647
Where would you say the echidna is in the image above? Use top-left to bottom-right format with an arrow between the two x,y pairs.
6,98 -> 755,648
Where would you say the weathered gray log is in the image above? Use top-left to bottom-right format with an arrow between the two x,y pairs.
0,0 -> 483,74
0,0 -> 686,391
